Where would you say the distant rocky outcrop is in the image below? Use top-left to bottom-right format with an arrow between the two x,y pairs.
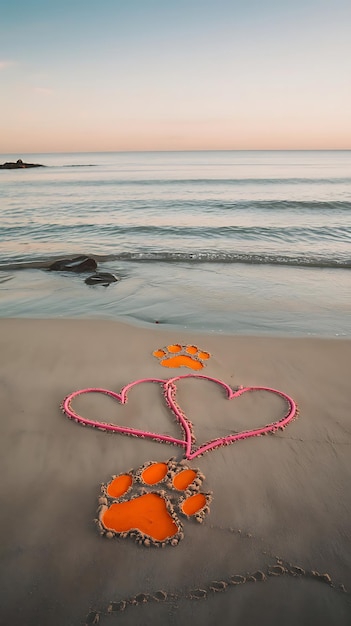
0,159 -> 44,169
48,256 -> 97,273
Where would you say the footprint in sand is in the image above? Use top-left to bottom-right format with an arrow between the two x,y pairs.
96,459 -> 212,546
153,344 -> 210,370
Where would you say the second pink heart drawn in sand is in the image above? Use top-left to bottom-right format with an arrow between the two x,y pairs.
164,374 -> 297,459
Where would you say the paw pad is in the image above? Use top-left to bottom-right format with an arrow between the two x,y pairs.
96,459 -> 212,546
153,344 -> 211,370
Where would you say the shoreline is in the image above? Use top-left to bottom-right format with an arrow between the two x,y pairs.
1,260 -> 350,339
1,318 -> 351,625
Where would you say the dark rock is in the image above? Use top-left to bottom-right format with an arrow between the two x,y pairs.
49,256 -> 97,273
85,272 -> 118,286
0,159 -> 44,169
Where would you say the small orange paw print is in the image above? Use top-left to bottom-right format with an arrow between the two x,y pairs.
96,459 -> 212,547
153,344 -> 211,370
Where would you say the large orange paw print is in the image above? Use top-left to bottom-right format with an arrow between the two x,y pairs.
153,344 -> 211,370
96,459 -> 212,547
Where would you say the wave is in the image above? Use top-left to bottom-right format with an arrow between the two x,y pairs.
214,200 -> 351,212
43,176 -> 351,187
1,252 -> 350,271
1,223 -> 349,243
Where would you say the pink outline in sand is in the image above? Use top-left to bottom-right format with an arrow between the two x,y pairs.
62,378 -> 185,447
62,375 -> 297,459
165,374 -> 297,459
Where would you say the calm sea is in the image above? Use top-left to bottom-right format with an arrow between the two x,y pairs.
0,150 -> 350,336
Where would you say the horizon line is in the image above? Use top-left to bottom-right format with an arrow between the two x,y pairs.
2,148 -> 351,156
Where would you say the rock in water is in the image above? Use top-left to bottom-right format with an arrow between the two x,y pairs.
85,272 -> 119,286
49,256 -> 97,272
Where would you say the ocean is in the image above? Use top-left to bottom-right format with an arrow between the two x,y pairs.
0,150 -> 350,336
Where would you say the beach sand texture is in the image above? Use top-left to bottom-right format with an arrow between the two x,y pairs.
1,318 -> 351,625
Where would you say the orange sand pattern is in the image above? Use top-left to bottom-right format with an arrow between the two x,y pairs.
181,493 -> 207,516
173,468 -> 197,490
97,459 -> 212,546
153,344 -> 210,370
142,462 -> 168,484
103,493 -> 179,542
107,474 -> 133,498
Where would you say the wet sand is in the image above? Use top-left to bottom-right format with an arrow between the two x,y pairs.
0,318 -> 350,625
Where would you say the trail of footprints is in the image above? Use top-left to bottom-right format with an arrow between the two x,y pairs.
85,558 -> 349,624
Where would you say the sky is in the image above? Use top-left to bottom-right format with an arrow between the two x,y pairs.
1,0 -> 350,153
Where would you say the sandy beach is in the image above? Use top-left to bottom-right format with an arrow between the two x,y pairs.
1,318 -> 351,625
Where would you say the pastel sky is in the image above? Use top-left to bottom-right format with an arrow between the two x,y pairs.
1,0 -> 350,153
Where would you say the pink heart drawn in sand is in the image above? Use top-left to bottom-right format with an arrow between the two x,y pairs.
165,374 -> 297,460
62,377 -> 187,448
62,375 -> 297,459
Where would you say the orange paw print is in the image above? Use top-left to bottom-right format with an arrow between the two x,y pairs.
96,459 -> 212,547
153,344 -> 211,370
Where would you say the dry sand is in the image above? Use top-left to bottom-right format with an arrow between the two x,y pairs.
0,318 -> 350,626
